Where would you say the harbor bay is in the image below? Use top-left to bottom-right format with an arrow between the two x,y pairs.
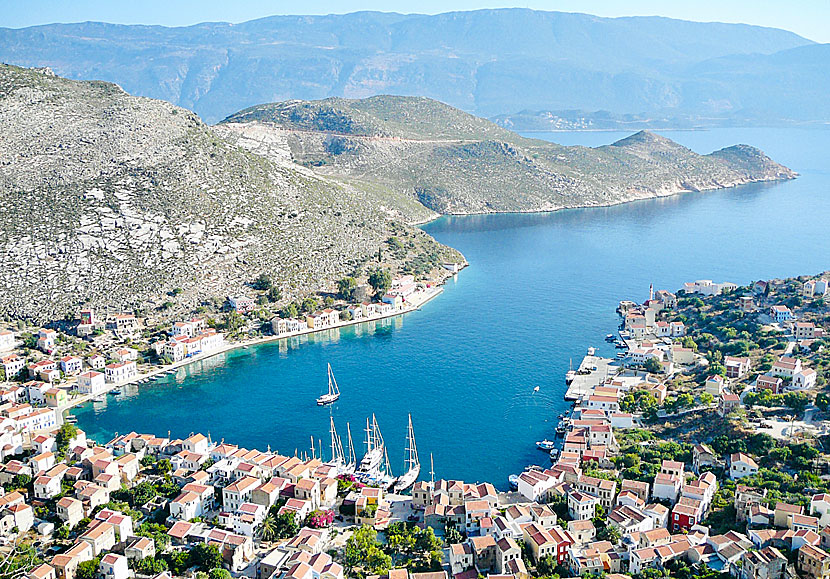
74,127 -> 830,488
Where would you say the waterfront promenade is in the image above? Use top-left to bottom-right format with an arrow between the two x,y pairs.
56,286 -> 445,422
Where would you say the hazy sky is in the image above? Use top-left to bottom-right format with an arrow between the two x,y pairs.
3,0 -> 828,43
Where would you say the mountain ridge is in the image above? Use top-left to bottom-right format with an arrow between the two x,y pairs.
218,95 -> 796,216
0,8 -> 815,123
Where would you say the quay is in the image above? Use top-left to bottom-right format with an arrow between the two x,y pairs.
563,352 -> 619,400
56,285 -> 446,423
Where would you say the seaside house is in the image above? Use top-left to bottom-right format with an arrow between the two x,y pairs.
77,371 -> 106,395
88,355 -> 106,370
104,361 -> 137,384
59,356 -> 83,375
37,329 -> 57,352
228,296 -> 256,314
44,388 -> 68,408
798,544 -> 830,579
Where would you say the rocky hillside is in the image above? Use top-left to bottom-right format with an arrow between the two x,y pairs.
220,96 -> 796,215
0,66 -> 460,322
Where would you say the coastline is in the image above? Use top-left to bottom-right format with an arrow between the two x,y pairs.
413,173 -> 796,224
60,283 -> 452,422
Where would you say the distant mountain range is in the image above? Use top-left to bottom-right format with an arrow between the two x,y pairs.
0,9 -> 825,125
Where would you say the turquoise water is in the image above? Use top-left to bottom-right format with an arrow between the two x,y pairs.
75,128 -> 830,488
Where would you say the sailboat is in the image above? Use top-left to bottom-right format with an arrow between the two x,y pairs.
358,415 -> 384,473
393,414 -> 420,492
326,417 -> 354,475
356,414 -> 395,488
316,364 -> 340,405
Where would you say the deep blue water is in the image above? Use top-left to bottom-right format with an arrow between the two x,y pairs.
75,128 -> 830,488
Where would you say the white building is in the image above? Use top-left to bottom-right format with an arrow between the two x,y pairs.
78,371 -> 107,395
105,361 -> 137,383
729,453 -> 759,479
99,553 -> 129,579
0,330 -> 16,352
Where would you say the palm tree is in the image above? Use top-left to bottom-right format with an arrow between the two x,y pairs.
258,514 -> 279,542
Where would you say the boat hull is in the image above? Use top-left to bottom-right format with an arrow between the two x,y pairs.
317,394 -> 339,405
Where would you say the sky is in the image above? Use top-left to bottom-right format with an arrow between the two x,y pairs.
1,0 -> 828,43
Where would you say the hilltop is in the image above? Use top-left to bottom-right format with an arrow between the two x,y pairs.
0,65 -> 460,322
219,96 -> 796,215
0,9 -> 815,123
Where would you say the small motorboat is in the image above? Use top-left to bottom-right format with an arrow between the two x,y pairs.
533,386 -> 540,392
549,448 -> 560,461
605,334 -> 615,342
536,439 -> 556,451
508,474 -> 519,490
110,389 -> 121,395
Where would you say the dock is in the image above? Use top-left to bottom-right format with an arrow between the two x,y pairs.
564,354 -> 619,400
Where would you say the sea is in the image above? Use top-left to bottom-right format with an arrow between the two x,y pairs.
74,127 -> 830,489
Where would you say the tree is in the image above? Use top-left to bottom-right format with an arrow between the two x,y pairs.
337,277 -> 358,300
643,358 -> 663,374
345,525 -> 387,573
55,423 -> 78,456
280,303 -> 299,319
156,458 -> 172,475
164,551 -> 190,575
254,273 -> 273,290
190,543 -> 223,571
267,286 -> 282,303
134,557 -> 168,575
368,269 -> 392,295
208,568 -> 231,579
128,481 -> 158,507
536,555 -> 558,577
258,514 -> 279,542
700,392 -> 714,405
302,297 -> 319,314
444,526 -> 463,545
784,391 -> 809,414
223,310 -> 244,333
675,393 -> 694,410
273,511 -> 300,539
76,558 -> 101,579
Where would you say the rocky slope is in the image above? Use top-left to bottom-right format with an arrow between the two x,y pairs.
220,96 -> 796,215
0,66 -> 460,322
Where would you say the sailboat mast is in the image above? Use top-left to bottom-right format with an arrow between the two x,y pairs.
411,415 -> 419,467
430,453 -> 435,485
365,417 -> 373,453
347,423 -> 356,466
328,363 -> 340,396
310,436 -> 315,460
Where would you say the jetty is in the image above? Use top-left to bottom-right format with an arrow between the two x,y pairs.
564,351 -> 619,400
